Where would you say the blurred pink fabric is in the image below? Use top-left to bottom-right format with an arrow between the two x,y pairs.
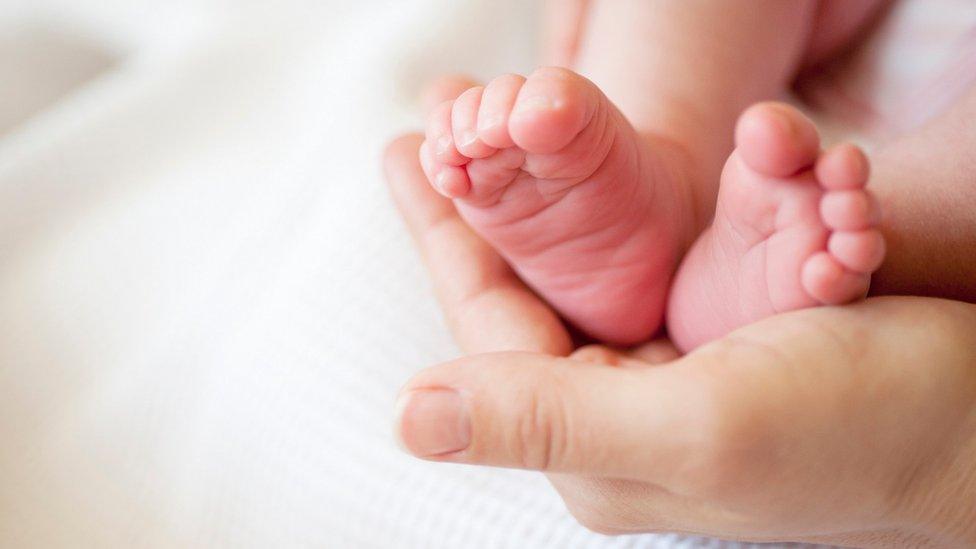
801,0 -> 976,140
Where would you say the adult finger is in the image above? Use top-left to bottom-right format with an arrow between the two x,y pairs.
547,475 -> 683,535
384,136 -> 571,355
397,298 -> 976,495
394,350 -> 714,481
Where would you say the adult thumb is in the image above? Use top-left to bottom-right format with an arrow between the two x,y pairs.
394,351 -> 711,481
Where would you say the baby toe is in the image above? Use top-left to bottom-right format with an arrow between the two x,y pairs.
509,66 -> 595,154
815,143 -> 869,191
820,189 -> 880,231
434,166 -> 472,198
477,73 -> 526,149
828,229 -> 886,274
464,146 -> 526,203
419,139 -> 471,199
452,87 -> 496,159
734,102 -> 820,178
802,251 -> 870,305
427,100 -> 469,166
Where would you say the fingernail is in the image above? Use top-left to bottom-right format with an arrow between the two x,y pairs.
395,389 -> 471,457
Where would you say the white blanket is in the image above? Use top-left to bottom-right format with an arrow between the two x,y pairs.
0,1 -> 834,547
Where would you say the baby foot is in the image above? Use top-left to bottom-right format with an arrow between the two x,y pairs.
667,103 -> 886,351
418,67 -> 694,344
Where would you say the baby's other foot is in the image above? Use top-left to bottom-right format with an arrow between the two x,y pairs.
667,103 -> 885,351
419,68 -> 695,344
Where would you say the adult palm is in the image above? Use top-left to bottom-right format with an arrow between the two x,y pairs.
384,104 -> 976,547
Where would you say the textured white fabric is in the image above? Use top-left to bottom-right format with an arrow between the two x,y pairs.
0,1 -> 845,547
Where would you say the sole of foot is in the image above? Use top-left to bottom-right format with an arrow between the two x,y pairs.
667,102 -> 885,352
419,67 -> 694,345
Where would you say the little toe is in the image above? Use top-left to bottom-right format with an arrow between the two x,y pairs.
452,87 -> 496,159
434,166 -> 472,198
802,251 -> 870,305
820,189 -> 881,231
509,66 -> 596,154
477,73 -> 526,149
465,146 -> 526,203
427,100 -> 469,166
815,143 -> 870,191
828,229 -> 886,274
418,139 -> 436,178
735,102 -> 820,178
419,139 -> 471,199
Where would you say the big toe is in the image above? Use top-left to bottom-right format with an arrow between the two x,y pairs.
508,66 -> 598,154
735,102 -> 820,178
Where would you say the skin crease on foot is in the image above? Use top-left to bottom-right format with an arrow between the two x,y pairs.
384,126 -> 976,547
419,67 -> 695,345
421,68 -> 885,350
667,103 -> 886,352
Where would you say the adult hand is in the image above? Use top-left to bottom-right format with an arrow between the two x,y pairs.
385,84 -> 976,547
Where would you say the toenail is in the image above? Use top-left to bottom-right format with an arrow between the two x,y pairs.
478,115 -> 504,132
769,107 -> 795,137
435,135 -> 454,154
434,171 -> 450,194
457,131 -> 479,148
516,95 -> 560,113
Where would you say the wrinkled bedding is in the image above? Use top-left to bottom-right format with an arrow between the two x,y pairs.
8,0 -> 963,546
